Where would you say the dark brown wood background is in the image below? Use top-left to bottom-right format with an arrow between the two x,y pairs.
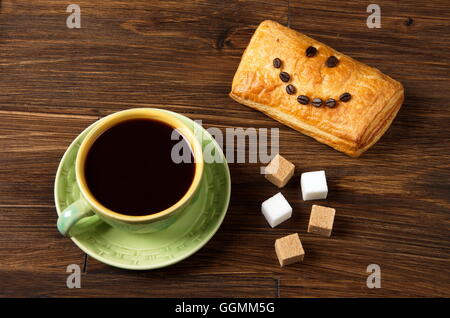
1,0 -> 449,297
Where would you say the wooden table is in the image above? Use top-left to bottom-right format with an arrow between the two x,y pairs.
1,0 -> 449,297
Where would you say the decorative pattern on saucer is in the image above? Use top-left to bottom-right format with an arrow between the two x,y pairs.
54,110 -> 231,270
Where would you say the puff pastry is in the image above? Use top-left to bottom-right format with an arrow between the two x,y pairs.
230,20 -> 404,157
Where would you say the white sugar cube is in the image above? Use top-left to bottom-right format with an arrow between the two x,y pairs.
261,192 -> 292,228
301,170 -> 328,201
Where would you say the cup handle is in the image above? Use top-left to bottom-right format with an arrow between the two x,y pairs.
57,199 -> 94,237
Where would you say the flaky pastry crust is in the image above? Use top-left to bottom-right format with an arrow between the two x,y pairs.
230,20 -> 404,157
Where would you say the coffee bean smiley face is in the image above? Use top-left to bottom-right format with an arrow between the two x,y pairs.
272,53 -> 351,108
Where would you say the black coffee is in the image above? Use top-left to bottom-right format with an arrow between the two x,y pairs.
84,119 -> 195,216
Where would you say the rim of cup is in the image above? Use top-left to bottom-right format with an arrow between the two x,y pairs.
75,108 -> 204,223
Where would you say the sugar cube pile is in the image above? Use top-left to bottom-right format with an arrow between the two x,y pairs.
259,154 -> 339,266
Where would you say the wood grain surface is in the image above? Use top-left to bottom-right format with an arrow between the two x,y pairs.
1,0 -> 449,297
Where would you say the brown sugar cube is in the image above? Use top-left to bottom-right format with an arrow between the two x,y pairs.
264,154 -> 295,188
274,233 -> 305,267
308,205 -> 336,237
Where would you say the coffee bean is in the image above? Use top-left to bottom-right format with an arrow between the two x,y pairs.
273,58 -> 282,68
306,46 -> 317,57
326,56 -> 339,68
312,98 -> 323,107
325,98 -> 337,108
279,72 -> 290,82
339,92 -> 352,102
297,95 -> 310,105
286,84 -> 296,95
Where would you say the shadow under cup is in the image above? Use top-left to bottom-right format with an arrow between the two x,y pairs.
62,108 -> 204,236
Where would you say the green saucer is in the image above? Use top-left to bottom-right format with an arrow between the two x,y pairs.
54,110 -> 231,270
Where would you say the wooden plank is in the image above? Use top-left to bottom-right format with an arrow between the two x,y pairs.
280,274 -> 449,297
0,0 -> 288,116
1,271 -> 277,297
75,275 -> 276,297
0,111 -> 98,205
0,205 -> 85,297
